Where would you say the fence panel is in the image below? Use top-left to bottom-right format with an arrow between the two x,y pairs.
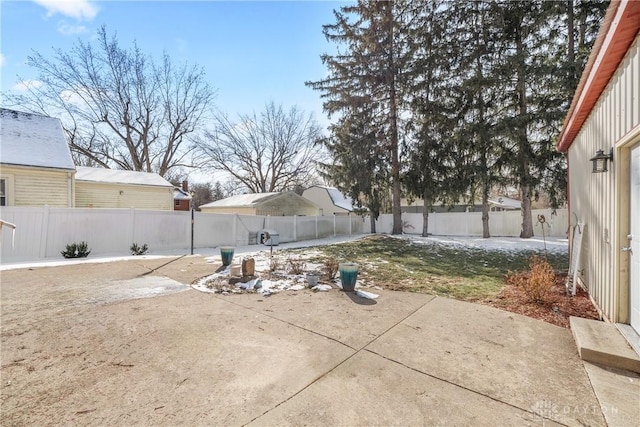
44,208 -> 132,257
297,216 -> 319,241
316,216 -> 335,238
0,206 -> 45,259
133,210 -> 191,251
334,215 -> 351,235
0,206 -> 565,263
194,212 -> 236,247
376,208 -> 568,237
268,216 -> 296,243
234,214 -> 267,245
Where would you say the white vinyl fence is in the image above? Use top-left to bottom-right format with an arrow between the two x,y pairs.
375,208 -> 568,238
0,206 -> 367,263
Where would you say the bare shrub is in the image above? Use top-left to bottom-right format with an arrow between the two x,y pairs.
287,257 -> 307,275
506,255 -> 555,304
269,257 -> 281,272
323,257 -> 339,280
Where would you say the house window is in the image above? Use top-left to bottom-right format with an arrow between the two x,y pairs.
175,200 -> 181,207
0,178 -> 6,206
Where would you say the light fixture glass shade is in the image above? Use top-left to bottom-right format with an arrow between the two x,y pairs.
590,149 -> 610,173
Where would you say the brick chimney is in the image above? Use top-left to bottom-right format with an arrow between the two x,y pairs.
182,180 -> 188,192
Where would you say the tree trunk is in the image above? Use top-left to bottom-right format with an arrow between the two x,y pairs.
422,194 -> 430,237
515,20 -> 534,238
386,1 -> 403,236
520,183 -> 534,238
481,183 -> 490,238
370,214 -> 377,234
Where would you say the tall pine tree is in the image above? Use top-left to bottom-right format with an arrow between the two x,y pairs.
306,0 -> 415,234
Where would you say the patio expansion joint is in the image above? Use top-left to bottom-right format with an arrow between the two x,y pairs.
361,347 -> 570,426
211,295 -> 360,351
241,295 -> 438,426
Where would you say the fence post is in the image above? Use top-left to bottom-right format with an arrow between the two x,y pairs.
129,207 -> 135,246
333,214 -> 336,237
233,214 -> 238,246
190,208 -> 194,255
293,215 -> 297,242
39,205 -> 49,258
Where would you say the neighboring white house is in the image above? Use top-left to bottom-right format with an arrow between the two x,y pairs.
75,166 -> 174,210
302,186 -> 359,215
0,108 -> 76,207
200,192 -> 319,216
557,0 -> 639,334
488,196 -> 521,211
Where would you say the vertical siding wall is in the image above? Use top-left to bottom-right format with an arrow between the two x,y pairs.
0,207 -> 366,262
568,35 -> 640,322
375,209 -> 569,238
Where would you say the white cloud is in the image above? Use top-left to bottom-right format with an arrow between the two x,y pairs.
12,80 -> 44,92
0,54 -> 5,67
57,21 -> 89,35
32,0 -> 99,21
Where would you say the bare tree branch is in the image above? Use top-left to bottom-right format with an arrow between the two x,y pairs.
198,102 -> 323,193
2,26 -> 216,177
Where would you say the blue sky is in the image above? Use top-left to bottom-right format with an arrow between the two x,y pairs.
0,0 -> 348,129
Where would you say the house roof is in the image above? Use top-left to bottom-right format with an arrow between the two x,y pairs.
75,166 -> 173,188
0,108 -> 75,171
314,185 -> 356,211
557,0 -> 640,152
174,187 -> 192,200
199,192 -> 280,208
488,196 -> 521,210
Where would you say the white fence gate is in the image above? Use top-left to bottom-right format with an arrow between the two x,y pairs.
0,207 -> 367,263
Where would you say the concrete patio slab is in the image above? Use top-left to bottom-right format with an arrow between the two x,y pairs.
248,349 -> 561,426
1,290 -> 354,426
583,362 -> 640,427
366,297 -> 606,426
222,288 -> 435,349
0,258 -> 619,426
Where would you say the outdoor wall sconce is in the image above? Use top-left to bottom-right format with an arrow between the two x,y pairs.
590,148 -> 613,173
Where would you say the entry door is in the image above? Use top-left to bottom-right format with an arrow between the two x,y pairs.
630,143 -> 640,334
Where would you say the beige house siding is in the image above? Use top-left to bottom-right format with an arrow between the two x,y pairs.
76,181 -> 174,210
200,206 -> 257,215
303,187 -> 349,215
256,193 -> 319,216
568,34 -> 640,323
1,165 -> 74,207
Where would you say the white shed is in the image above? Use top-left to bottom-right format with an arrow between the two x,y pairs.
557,1 -> 640,334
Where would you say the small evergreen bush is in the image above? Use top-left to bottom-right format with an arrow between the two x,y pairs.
61,241 -> 91,258
130,243 -> 149,256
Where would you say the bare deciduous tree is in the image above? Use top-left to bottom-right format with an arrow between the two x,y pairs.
3,26 -> 216,177
199,102 -> 322,193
